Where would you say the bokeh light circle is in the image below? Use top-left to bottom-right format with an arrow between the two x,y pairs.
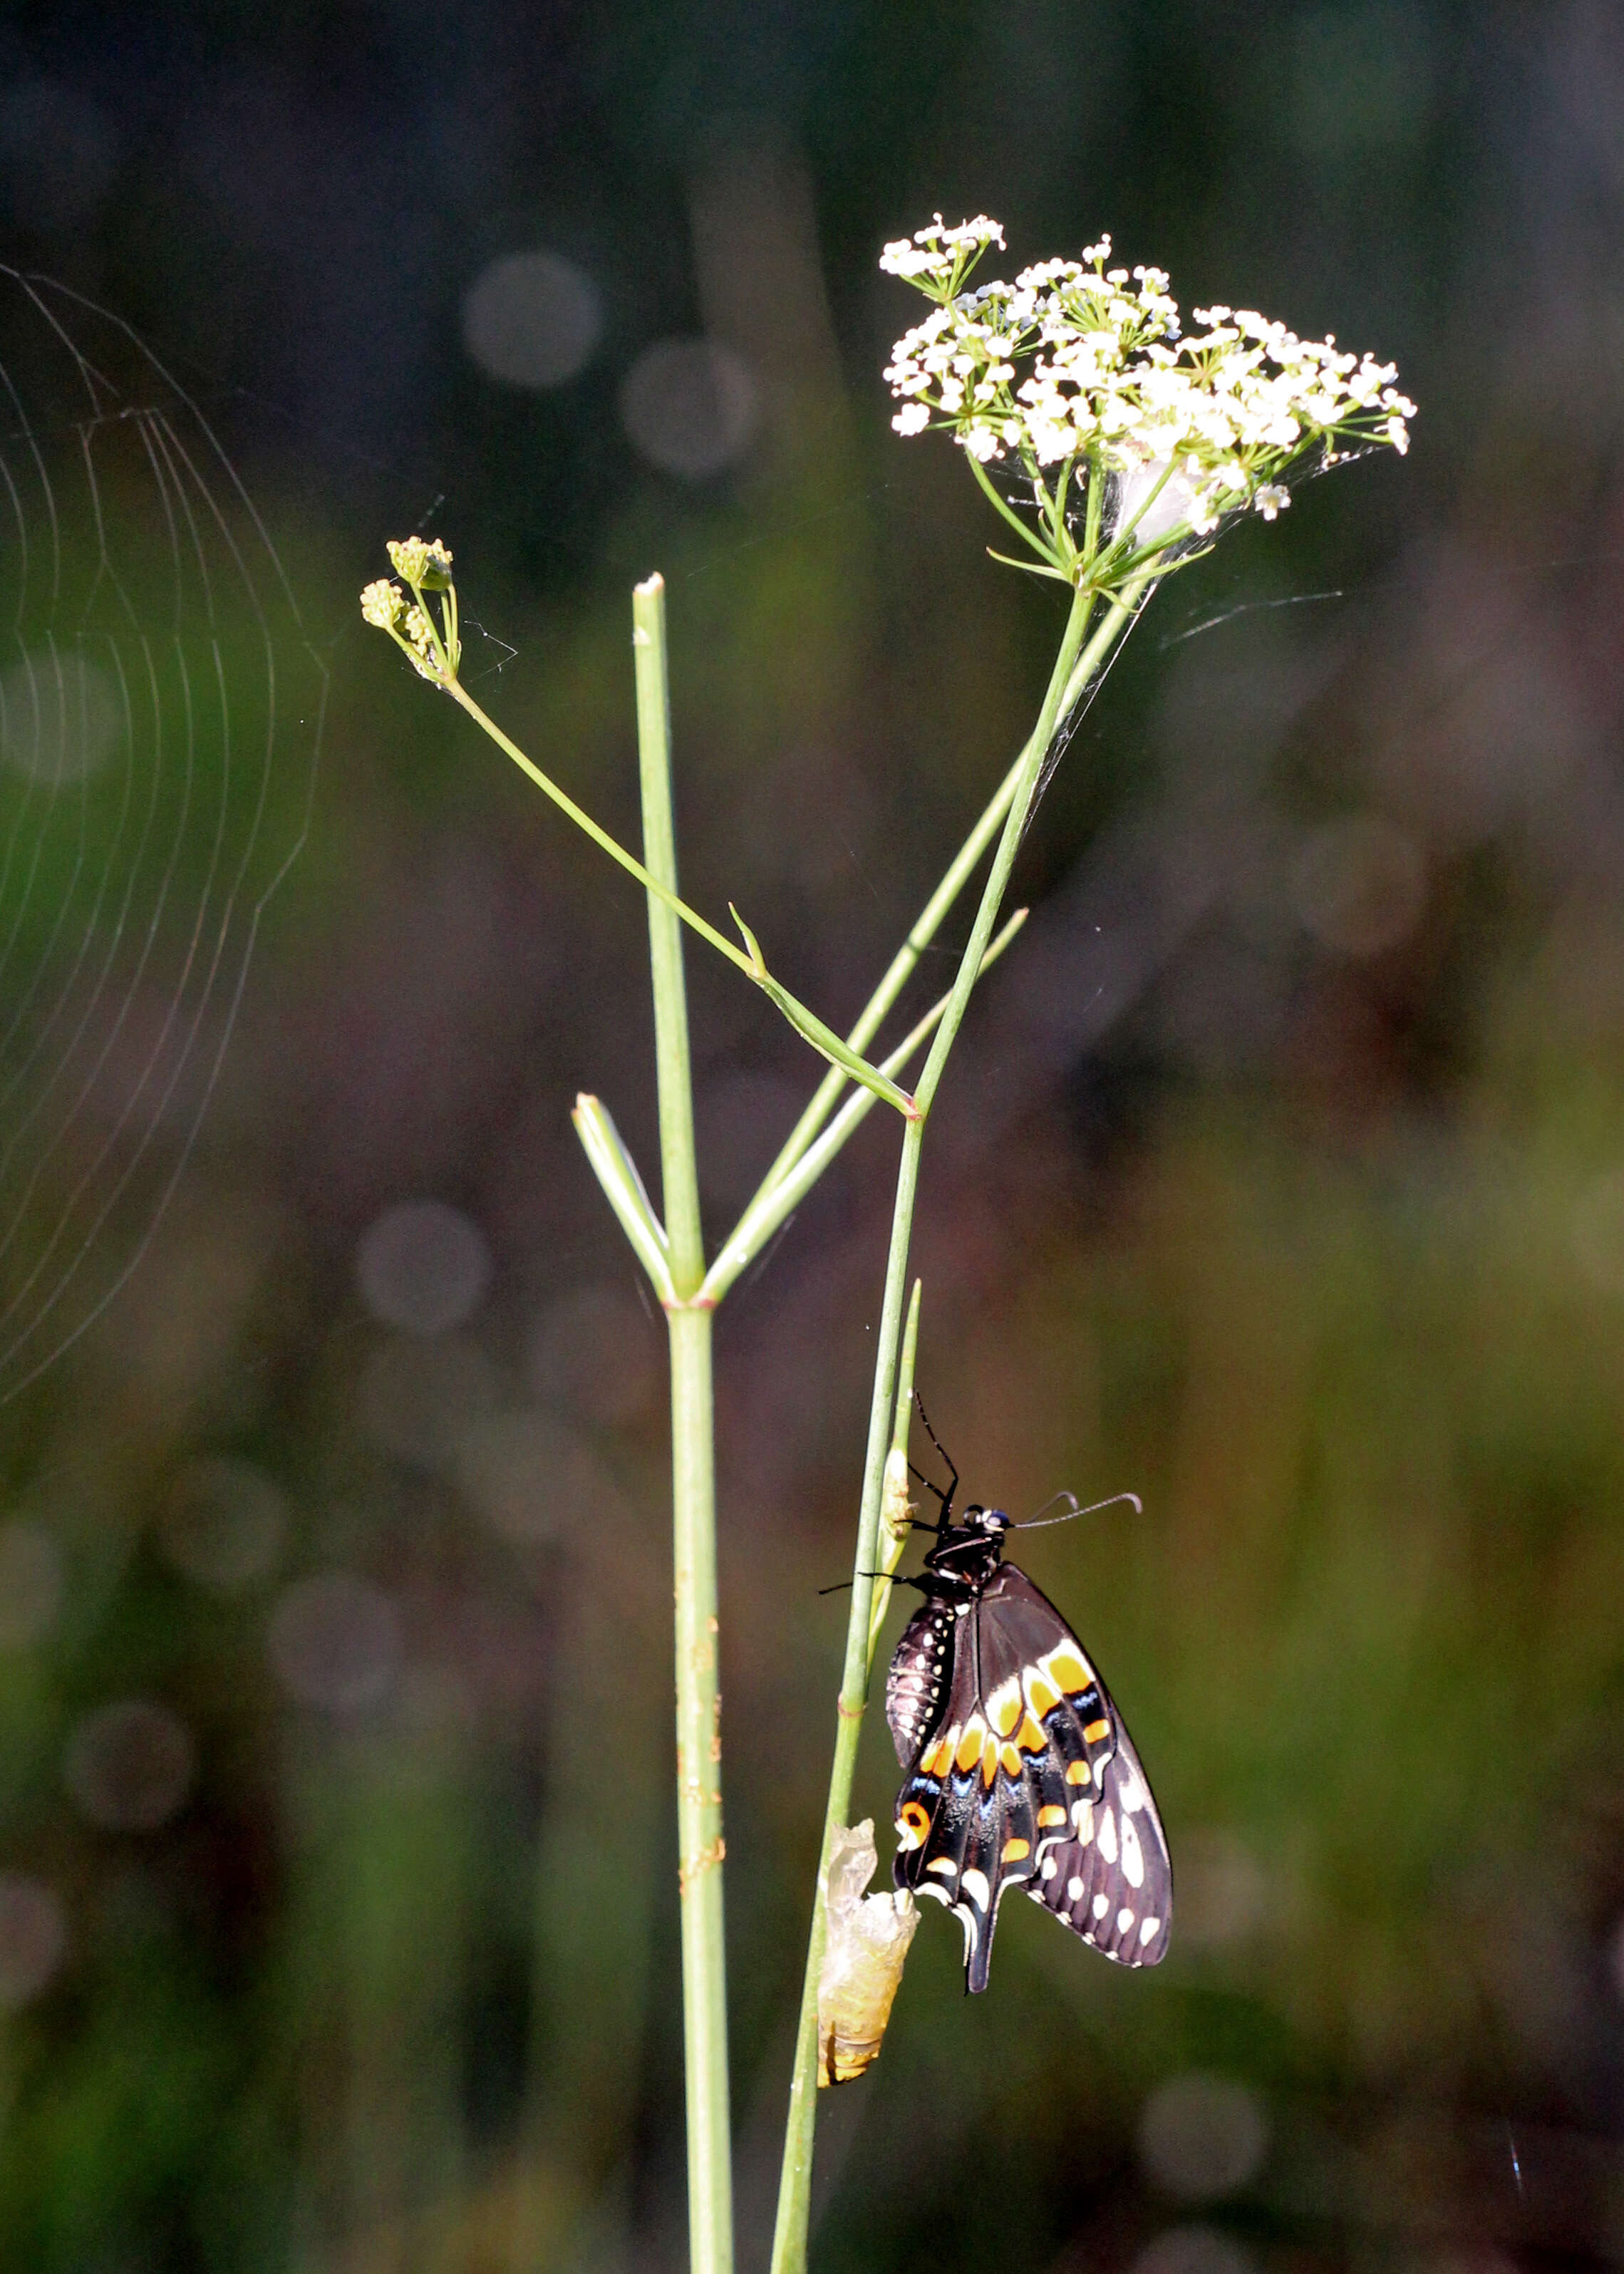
1292,812 -> 1425,956
267,1573 -> 402,1713
157,1456 -> 288,1593
358,1333 -> 500,1469
356,1199 -> 492,1335
453,1405 -> 634,1546
1127,2225 -> 1261,2274
0,1872 -> 67,2007
461,251 -> 604,389
64,1697 -> 196,1832
1168,1827 -> 1268,1948
620,339 -> 759,479
0,651 -> 123,782
1137,2074 -> 1270,2201
0,1518 -> 62,1646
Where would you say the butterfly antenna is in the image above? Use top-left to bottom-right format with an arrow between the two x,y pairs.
1010,1489 -> 1143,1531
911,1390 -> 958,1524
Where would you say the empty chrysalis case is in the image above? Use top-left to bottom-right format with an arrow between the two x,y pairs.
817,1819 -> 919,2087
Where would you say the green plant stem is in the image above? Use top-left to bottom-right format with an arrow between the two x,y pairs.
966,450 -> 1068,568
867,1279 -> 924,1672
571,1094 -> 676,1305
912,580 -> 1140,1115
444,672 -> 911,1117
753,562 -> 1149,1203
767,1117 -> 923,2274
633,574 -> 733,2274
768,572 -> 1146,2274
700,908 -> 1027,1307
754,743 -> 1041,1204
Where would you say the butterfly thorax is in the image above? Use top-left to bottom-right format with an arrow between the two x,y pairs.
918,1504 -> 1009,1591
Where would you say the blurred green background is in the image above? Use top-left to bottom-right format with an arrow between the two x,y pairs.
0,1 -> 1621,2269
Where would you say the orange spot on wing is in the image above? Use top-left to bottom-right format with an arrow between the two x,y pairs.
1024,1670 -> 1061,1719
981,1734 -> 1000,1787
1016,1713 -> 1047,1753
1037,1804 -> 1067,1828
1000,1836 -> 1030,1862
956,1720 -> 986,1774
897,1800 -> 931,1849
1082,1717 -> 1110,1745
987,1678 -> 1022,1736
999,1742 -> 1022,1777
1066,1759 -> 1091,1785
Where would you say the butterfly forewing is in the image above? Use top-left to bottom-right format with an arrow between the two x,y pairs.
891,1561 -> 1164,1990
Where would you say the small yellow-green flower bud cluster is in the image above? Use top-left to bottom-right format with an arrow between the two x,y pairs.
360,578 -> 403,629
386,535 -> 454,588
400,604 -> 442,681
880,216 -> 1415,557
361,539 -> 460,684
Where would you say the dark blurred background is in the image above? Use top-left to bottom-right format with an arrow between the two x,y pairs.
0,2 -> 1620,2269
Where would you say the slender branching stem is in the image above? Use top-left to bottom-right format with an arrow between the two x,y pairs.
633,574 -> 733,2274
745,559 -> 1157,1213
769,572 -> 1144,2274
753,741 -> 1041,1201
966,450 -> 1065,566
701,909 -> 1027,1306
912,580 -> 1144,1116
443,673 -> 913,1116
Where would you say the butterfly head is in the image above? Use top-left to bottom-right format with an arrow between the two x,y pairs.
924,1502 -> 1010,1584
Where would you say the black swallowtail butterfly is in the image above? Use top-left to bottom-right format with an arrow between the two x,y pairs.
885,1418 -> 1171,1993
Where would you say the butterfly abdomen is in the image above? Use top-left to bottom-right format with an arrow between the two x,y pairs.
884,1599 -> 956,1768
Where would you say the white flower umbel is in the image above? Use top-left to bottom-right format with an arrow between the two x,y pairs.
881,219 -> 1416,585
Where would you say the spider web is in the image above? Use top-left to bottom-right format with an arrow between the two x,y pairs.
0,269 -> 324,1404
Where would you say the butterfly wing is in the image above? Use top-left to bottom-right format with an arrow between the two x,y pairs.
1026,1699 -> 1172,1966
891,1562 -> 1128,1992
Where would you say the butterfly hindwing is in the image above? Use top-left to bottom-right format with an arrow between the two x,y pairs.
1026,1704 -> 1172,1965
893,1563 -> 1140,1991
